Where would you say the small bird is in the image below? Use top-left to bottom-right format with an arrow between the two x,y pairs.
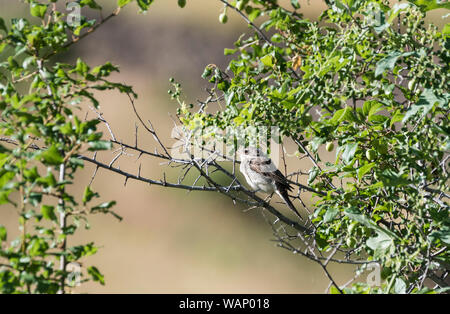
239,146 -> 303,220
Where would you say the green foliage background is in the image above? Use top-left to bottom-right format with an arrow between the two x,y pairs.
177,0 -> 449,293
0,0 -> 448,294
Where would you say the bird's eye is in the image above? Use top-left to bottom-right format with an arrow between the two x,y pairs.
244,149 -> 249,154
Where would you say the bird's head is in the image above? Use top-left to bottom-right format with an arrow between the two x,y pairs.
238,146 -> 267,160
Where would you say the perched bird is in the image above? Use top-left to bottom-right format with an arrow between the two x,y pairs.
239,146 -> 303,220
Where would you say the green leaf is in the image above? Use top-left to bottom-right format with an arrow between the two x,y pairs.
443,23 -> 450,37
79,0 -> 102,10
260,53 -> 274,67
375,51 -> 415,77
0,17 -> 7,33
92,201 -> 117,211
428,226 -> 450,245
88,140 -> 112,151
82,186 -> 99,205
41,205 -> 57,222
74,58 -> 89,76
390,111 -> 404,126
87,266 -> 105,285
39,145 -> 63,165
0,171 -> 15,189
323,207 -> 339,223
248,8 -> 261,22
329,106 -> 355,124
224,48 -> 237,56
91,62 -> 119,77
341,142 -> 358,164
69,243 -> 98,258
366,231 -> 394,254
403,89 -> 445,122
407,0 -> 450,12
357,162 -> 375,181
394,278 -> 406,294
0,225 -> 6,242
308,166 -> 319,185
291,0 -> 301,9
30,3 -> 48,18
329,285 -> 342,294
137,0 -> 153,11
368,102 -> 384,118
345,207 -> 399,240
380,168 -> 410,187
117,0 -> 132,8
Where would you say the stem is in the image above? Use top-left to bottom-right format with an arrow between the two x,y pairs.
58,163 -> 67,294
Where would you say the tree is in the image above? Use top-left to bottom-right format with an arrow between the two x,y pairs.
0,0 -> 449,294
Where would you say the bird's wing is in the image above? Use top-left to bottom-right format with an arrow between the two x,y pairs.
249,158 -> 292,192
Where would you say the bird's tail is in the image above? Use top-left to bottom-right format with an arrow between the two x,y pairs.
276,189 -> 303,221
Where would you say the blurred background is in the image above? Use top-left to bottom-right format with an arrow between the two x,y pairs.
0,0 -> 446,293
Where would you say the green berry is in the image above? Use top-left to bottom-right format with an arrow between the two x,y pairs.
219,13 -> 228,24
366,149 -> 376,161
326,142 -> 334,152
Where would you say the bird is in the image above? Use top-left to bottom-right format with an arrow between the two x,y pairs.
238,146 -> 303,220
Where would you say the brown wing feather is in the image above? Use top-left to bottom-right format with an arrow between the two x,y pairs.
248,158 -> 301,220
249,158 -> 292,192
